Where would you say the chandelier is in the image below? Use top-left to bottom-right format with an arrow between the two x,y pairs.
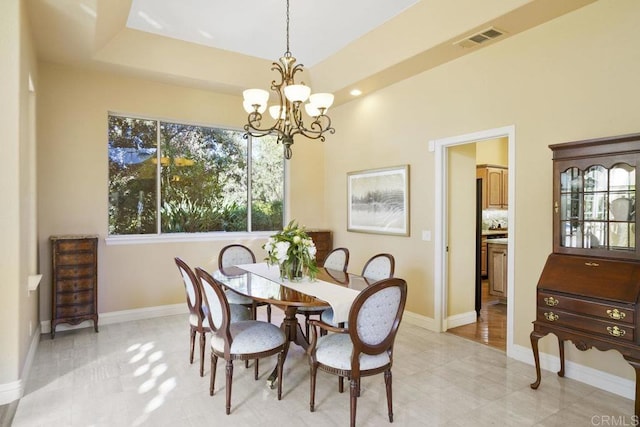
242,0 -> 335,159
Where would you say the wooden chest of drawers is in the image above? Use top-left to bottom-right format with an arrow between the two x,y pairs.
306,230 -> 333,267
531,254 -> 640,415
51,235 -> 99,338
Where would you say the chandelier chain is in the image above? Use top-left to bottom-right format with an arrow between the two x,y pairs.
285,0 -> 290,55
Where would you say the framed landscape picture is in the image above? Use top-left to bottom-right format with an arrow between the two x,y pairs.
347,165 -> 410,236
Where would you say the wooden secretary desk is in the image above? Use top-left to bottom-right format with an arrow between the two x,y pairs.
531,133 -> 640,416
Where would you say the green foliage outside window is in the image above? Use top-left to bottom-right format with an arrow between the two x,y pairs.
108,114 -> 284,235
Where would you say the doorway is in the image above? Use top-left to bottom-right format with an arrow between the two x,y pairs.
431,126 -> 515,356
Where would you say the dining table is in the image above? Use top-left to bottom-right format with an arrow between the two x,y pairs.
212,262 -> 370,388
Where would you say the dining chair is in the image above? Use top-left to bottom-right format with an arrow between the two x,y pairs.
320,252 -> 395,328
308,277 -> 408,427
361,253 -> 395,282
218,244 -> 272,322
296,247 -> 350,338
174,257 -> 251,377
195,267 -> 286,415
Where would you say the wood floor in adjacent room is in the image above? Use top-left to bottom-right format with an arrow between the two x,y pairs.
448,280 -> 507,351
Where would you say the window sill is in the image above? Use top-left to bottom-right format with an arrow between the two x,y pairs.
105,231 -> 274,246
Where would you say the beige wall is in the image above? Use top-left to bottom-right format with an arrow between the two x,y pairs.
37,64 -> 326,318
0,0 -> 39,398
326,0 -> 640,380
476,137 -> 508,166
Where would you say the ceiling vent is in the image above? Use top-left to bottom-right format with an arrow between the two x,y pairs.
454,27 -> 506,48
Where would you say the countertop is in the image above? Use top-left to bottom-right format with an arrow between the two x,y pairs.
482,229 -> 508,236
487,237 -> 508,245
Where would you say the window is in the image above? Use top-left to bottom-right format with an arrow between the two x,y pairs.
108,114 -> 284,236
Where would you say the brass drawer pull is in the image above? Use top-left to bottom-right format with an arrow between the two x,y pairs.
606,309 -> 626,320
544,312 -> 559,322
607,326 -> 626,338
584,262 -> 600,267
544,296 -> 559,307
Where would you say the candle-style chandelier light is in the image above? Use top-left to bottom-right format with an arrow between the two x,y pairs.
242,0 -> 335,159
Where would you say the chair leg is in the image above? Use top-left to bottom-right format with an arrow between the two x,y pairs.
199,332 -> 206,377
189,328 -> 196,364
309,362 -> 317,412
338,376 -> 344,393
225,360 -> 234,415
350,378 -> 359,427
305,314 -> 311,338
251,302 -> 257,320
267,304 -> 272,323
210,354 -> 218,396
277,351 -> 283,400
385,369 -> 393,422
254,358 -> 259,380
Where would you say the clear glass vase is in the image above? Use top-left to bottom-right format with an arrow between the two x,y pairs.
280,258 -> 303,281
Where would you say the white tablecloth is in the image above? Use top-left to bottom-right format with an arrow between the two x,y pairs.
237,262 -> 360,324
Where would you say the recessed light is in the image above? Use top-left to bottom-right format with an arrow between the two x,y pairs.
350,89 -> 362,96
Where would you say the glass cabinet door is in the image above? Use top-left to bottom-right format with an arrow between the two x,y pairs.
557,161 -> 635,257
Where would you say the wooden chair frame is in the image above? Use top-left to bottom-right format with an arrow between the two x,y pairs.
218,244 -> 272,322
196,267 -> 285,415
175,257 -> 210,377
308,277 -> 408,427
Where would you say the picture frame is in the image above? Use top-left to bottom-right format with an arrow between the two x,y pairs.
347,165 -> 410,236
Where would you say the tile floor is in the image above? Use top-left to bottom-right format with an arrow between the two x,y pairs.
12,310 -> 635,426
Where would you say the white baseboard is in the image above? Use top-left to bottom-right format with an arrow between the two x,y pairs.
446,310 -> 477,329
40,303 -> 187,334
0,324 -> 41,405
510,343 -> 635,400
403,310 -> 438,332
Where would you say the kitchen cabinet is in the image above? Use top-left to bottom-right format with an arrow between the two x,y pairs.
530,132 -> 640,416
477,165 -> 508,209
488,240 -> 507,298
50,235 -> 99,339
481,232 -> 508,277
306,230 -> 332,266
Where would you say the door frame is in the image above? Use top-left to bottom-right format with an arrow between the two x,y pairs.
431,125 -> 516,356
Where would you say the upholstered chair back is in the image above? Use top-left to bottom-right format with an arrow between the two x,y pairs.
198,269 -> 230,332
349,277 -> 407,356
218,244 -> 256,269
323,247 -> 349,272
361,253 -> 395,282
175,257 -> 203,324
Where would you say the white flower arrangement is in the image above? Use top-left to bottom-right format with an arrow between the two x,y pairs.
263,220 -> 318,280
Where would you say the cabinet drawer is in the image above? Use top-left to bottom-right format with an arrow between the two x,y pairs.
56,290 -> 93,305
538,292 -> 634,324
537,308 -> 634,342
56,265 -> 96,279
56,278 -> 94,292
56,304 -> 95,318
55,252 -> 95,266
56,239 -> 96,252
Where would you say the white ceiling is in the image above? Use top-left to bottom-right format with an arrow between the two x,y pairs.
126,0 -> 419,67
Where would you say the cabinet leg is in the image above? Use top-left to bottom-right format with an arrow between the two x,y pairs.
530,330 -> 545,389
623,358 -> 640,417
557,339 -> 565,378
